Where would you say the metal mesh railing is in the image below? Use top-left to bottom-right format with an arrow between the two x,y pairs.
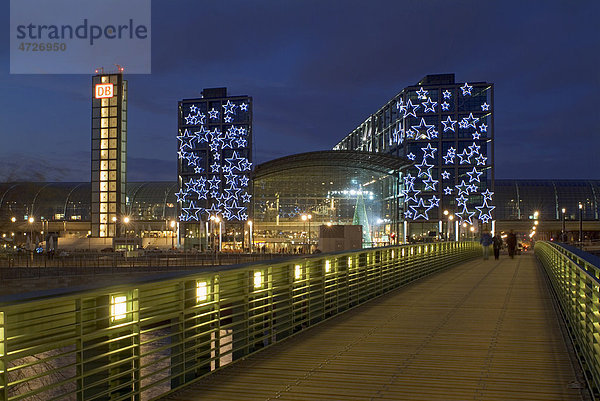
0,241 -> 478,401
535,241 -> 600,397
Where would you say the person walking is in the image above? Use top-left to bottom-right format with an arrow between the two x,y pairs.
506,230 -> 517,259
492,233 -> 503,260
479,231 -> 493,260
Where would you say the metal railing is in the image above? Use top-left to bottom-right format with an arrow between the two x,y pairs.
535,241 -> 600,397
0,241 -> 478,401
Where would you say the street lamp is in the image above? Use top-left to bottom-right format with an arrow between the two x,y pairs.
578,202 -> 583,246
170,220 -> 176,249
461,222 -> 467,241
448,214 -> 454,241
301,214 -> 312,253
214,216 -> 221,252
247,220 -> 253,253
561,207 -> 566,242
123,216 -> 130,251
469,225 -> 475,241
28,216 -> 35,250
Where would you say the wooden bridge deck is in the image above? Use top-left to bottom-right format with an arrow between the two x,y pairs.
165,253 -> 586,400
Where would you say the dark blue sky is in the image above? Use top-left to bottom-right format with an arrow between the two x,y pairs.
1,0 -> 598,182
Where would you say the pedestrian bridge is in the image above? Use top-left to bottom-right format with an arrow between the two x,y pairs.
0,242 -> 598,400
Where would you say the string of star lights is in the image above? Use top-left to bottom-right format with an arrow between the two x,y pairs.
398,80 -> 493,225
178,98 -> 252,223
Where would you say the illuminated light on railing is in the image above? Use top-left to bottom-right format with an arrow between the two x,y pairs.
392,250 -> 395,258
402,248 -> 405,257
424,245 -> 428,253
111,295 -> 127,322
418,247 -> 422,254
410,247 -> 414,255
325,260 -> 331,273
196,281 -> 208,302
254,271 -> 263,289
348,257 -> 352,268
295,264 -> 302,280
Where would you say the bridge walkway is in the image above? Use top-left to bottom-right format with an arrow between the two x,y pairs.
165,253 -> 586,400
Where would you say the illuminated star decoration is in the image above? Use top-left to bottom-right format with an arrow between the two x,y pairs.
481,189 -> 494,201
455,205 -> 476,224
442,116 -> 457,132
479,124 -> 487,132
443,90 -> 452,99
416,87 -> 428,99
481,102 -> 490,111
178,98 -> 253,223
440,102 -> 450,111
475,199 -> 495,223
422,98 -> 437,113
412,118 -> 435,140
421,143 -> 437,159
460,82 -> 473,96
444,186 -> 453,195
441,170 -> 450,179
407,152 -> 416,161
409,198 -> 433,220
403,99 -> 420,118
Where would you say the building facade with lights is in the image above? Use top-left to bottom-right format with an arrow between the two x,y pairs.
91,73 -> 128,238
334,74 -> 494,240
251,151 -> 408,251
177,88 -> 252,250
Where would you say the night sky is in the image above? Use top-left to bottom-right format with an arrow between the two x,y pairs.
1,0 -> 598,182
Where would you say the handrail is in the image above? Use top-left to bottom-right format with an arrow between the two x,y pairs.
535,241 -> 600,398
0,241 -> 479,401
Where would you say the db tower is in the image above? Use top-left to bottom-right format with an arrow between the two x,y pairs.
90,72 -> 127,238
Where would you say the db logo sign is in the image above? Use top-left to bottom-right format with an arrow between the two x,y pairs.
95,83 -> 114,99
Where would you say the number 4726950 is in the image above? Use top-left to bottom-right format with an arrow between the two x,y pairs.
18,43 -> 66,51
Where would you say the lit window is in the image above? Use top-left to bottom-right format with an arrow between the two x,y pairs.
325,260 -> 331,273
253,271 -> 263,289
294,265 -> 302,280
111,295 -> 127,322
196,281 -> 208,303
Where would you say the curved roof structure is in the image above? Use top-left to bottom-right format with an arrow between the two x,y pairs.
253,151 -> 409,179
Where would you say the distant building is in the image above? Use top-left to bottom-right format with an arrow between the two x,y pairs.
177,88 -> 252,249
334,74 -> 494,239
90,73 -> 128,238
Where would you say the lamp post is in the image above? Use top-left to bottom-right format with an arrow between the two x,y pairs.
123,216 -> 130,251
561,208 -> 566,243
301,214 -> 312,253
578,202 -> 583,246
28,216 -> 34,252
469,225 -> 475,241
170,220 -> 176,249
247,220 -> 253,253
214,216 -> 221,252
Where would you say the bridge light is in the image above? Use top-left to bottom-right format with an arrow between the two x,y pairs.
295,264 -> 302,280
196,281 -> 208,302
325,260 -> 331,273
110,295 -> 127,322
253,271 -> 263,289
347,257 -> 352,268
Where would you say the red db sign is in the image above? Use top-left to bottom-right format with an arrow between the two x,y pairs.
95,83 -> 114,99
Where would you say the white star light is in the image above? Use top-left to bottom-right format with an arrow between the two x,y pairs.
443,90 -> 452,99
466,167 -> 483,182
460,82 -> 473,96
456,205 -> 476,224
479,124 -> 487,132
421,143 -> 437,159
404,99 -> 420,118
468,142 -> 481,154
442,116 -> 457,132
455,195 -> 468,207
441,170 -> 450,179
444,186 -> 453,195
457,149 -> 472,164
462,113 -> 479,129
415,159 -> 434,178
222,100 -> 237,114
481,102 -> 490,111
239,102 -> 249,111
407,152 -> 416,161
409,198 -> 433,220
422,98 -> 437,113
208,108 -> 219,119
475,154 -> 487,166
423,176 -> 438,191
440,101 -> 450,111
481,189 -> 494,201
472,132 -> 481,139
416,87 -> 428,99
475,199 -> 496,223
455,180 -> 470,196
412,118 -> 435,140
429,195 -> 440,207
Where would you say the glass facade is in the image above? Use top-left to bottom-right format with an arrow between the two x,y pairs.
252,151 -> 405,250
177,88 -> 252,249
334,74 -> 495,236
91,73 -> 127,238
